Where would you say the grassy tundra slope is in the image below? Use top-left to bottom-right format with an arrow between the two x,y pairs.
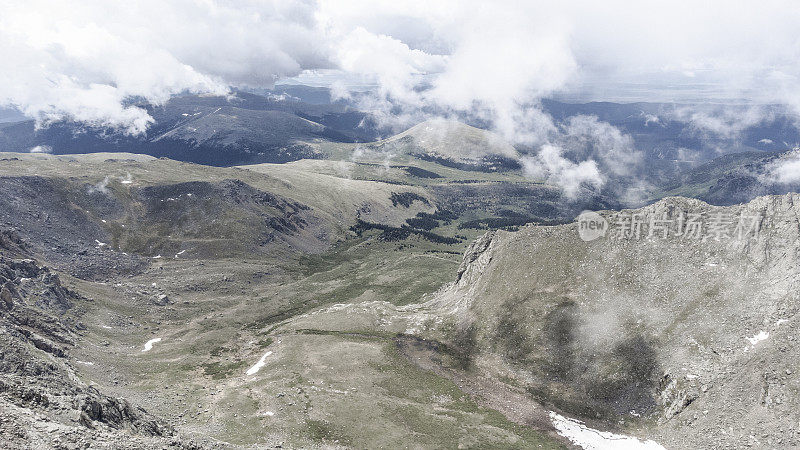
0,152 -> 569,448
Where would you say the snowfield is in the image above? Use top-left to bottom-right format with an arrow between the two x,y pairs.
549,412 -> 666,450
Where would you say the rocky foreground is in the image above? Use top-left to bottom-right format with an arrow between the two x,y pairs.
0,229 -> 206,449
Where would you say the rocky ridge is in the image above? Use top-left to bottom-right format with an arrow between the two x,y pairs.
0,228 -> 206,449
424,193 -> 800,448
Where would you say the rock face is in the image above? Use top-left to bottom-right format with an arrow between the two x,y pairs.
76,387 -> 173,437
0,229 -> 202,448
434,194 -> 800,448
455,230 -> 496,285
0,176 -> 147,280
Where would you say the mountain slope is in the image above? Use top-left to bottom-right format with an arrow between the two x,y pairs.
419,193 -> 800,448
384,119 -> 517,159
360,119 -> 522,172
0,229 -> 206,448
657,150 -> 800,205
2,151 -> 799,448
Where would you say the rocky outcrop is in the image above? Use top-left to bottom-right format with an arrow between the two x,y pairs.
0,229 -> 27,256
76,387 -> 174,437
455,230 -> 496,285
0,232 -> 191,448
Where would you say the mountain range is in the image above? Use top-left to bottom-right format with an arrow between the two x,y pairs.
1,87 -> 799,448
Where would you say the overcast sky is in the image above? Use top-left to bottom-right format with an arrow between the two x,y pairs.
3,0 -> 800,133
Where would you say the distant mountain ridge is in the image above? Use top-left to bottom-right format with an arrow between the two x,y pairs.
1,87 -> 799,208
0,90 -> 382,166
3,87 -> 798,168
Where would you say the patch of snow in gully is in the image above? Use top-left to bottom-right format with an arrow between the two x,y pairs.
549,412 -> 666,449
246,351 -> 273,375
142,338 -> 162,352
746,330 -> 769,346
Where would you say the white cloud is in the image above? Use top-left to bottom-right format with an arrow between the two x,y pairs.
87,176 -> 110,194
29,145 -> 53,154
521,145 -> 604,199
672,105 -> 774,141
764,150 -> 800,185
333,27 -> 445,106
644,114 -> 661,127
0,0 -> 330,134
508,114 -> 642,197
4,0 -> 800,197
2,1 -> 800,133
557,115 -> 641,177
676,147 -> 702,162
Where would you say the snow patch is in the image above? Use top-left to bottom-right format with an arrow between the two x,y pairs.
328,303 -> 353,312
142,338 -> 162,352
746,330 -> 769,346
549,412 -> 666,450
246,351 -> 273,376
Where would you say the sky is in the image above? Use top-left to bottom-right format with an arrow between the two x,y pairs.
3,0 -> 800,133
2,0 -> 800,194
